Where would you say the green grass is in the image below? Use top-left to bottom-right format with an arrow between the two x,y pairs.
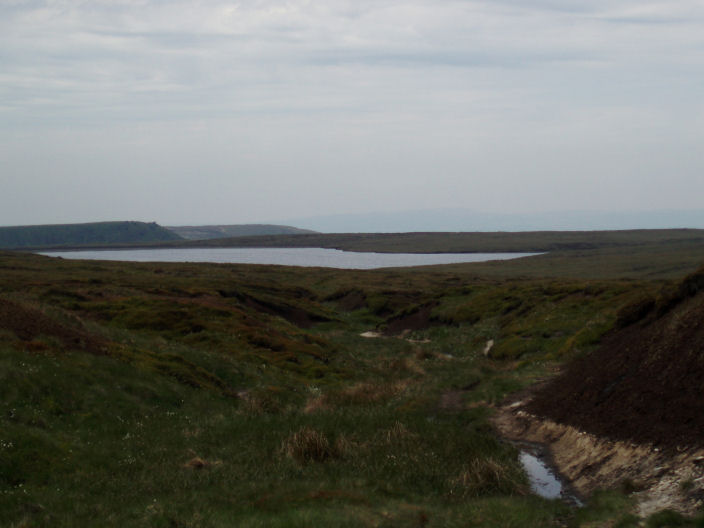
0,250 -> 699,526
0,342 -> 528,527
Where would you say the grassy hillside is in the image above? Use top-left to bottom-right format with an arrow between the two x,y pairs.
2,250 -> 693,526
166,224 -> 317,240
0,221 -> 181,249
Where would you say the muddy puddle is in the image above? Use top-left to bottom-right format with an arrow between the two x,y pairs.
494,398 -> 704,516
515,442 -> 583,506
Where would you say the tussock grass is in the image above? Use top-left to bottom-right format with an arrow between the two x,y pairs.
239,388 -> 285,415
336,380 -> 410,405
450,457 -> 528,498
303,380 -> 411,413
302,395 -> 330,414
381,421 -> 418,446
282,427 -> 337,464
184,456 -> 210,469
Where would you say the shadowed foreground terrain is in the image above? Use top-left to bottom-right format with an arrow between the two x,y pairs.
1,250 -> 703,527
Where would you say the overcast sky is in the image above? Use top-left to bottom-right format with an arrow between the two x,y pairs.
1,0 -> 703,227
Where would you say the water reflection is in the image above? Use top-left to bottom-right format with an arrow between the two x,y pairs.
519,449 -> 583,506
39,247 -> 539,270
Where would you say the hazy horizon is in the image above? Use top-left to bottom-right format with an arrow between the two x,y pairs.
2,1 -> 703,226
282,207 -> 704,233
3,207 -> 704,234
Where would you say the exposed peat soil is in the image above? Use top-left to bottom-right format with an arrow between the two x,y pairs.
0,298 -> 107,355
495,268 -> 704,516
382,304 -> 440,335
493,398 -> 704,517
527,297 -> 704,451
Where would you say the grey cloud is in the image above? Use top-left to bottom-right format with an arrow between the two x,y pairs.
598,15 -> 691,25
305,49 -> 602,68
1,0 -> 703,225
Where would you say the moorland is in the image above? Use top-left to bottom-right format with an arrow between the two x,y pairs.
2,232 -> 704,527
0,222 -> 180,249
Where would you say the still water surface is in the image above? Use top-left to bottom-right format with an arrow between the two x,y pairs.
518,447 -> 583,506
40,247 -> 537,270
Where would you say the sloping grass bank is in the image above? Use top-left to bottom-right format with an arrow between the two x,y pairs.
0,251 -> 683,526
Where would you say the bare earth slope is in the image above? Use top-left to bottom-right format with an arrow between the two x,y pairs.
526,267 -> 704,450
492,268 -> 704,515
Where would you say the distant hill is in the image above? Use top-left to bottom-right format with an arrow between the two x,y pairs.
166,224 -> 317,240
180,228 -> 704,254
282,208 -> 704,233
0,221 -> 182,249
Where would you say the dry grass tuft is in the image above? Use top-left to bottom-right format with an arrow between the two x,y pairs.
239,390 -> 281,415
304,380 -> 414,413
386,357 -> 427,376
184,456 -> 209,470
414,348 -> 435,361
333,434 -> 356,459
449,458 -> 524,497
337,380 -> 409,405
382,421 -> 417,445
282,427 -> 336,464
344,382 -> 388,403
303,396 -> 331,414
302,381 -> 410,413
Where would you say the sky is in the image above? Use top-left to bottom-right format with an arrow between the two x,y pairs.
1,0 -> 703,228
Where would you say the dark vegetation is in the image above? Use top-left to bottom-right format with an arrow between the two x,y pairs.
175,228 -> 704,254
0,221 -> 181,249
1,244 -> 703,526
166,224 -> 317,240
433,240 -> 704,280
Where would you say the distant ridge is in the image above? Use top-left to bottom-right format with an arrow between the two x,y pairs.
166,224 -> 317,240
283,208 -> 704,233
178,228 -> 704,254
0,221 -> 181,249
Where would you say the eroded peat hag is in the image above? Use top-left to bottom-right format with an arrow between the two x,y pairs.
494,266 -> 704,519
494,396 -> 704,519
0,250 -> 702,526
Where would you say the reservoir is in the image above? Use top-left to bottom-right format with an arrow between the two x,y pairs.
39,247 -> 538,270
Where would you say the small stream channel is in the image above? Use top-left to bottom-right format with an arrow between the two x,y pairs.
515,442 -> 583,507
